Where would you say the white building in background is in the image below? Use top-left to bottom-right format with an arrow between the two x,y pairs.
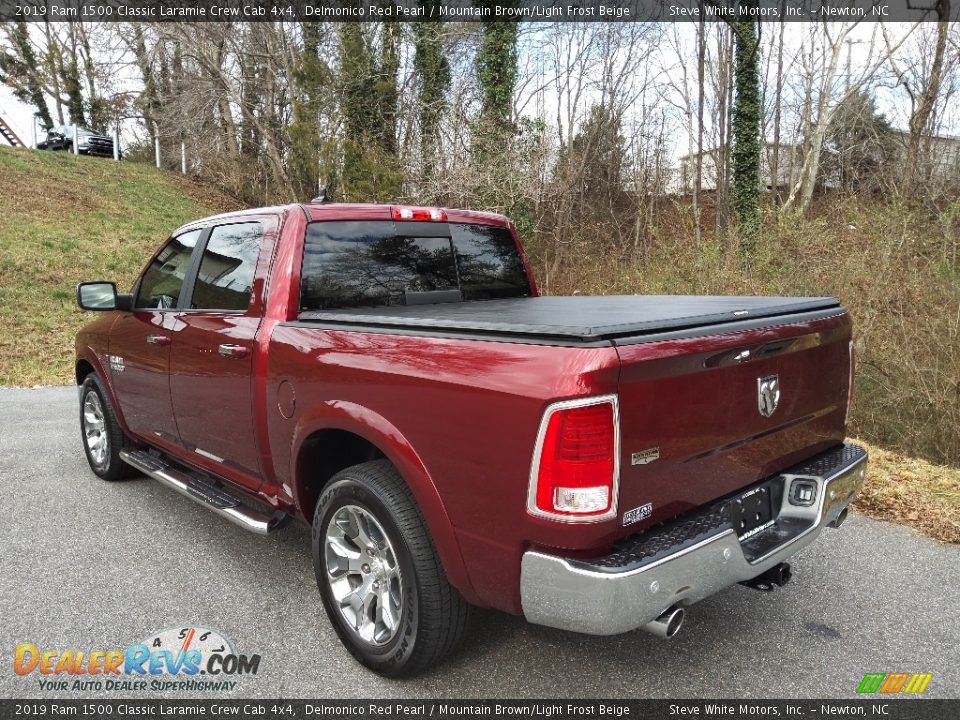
673,132 -> 960,196
677,142 -> 806,194
901,131 -> 960,180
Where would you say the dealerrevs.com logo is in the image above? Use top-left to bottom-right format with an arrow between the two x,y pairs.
13,626 -> 260,692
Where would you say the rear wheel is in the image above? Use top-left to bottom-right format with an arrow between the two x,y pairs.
79,374 -> 134,481
312,460 -> 471,677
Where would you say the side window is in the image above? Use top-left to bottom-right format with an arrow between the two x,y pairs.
190,223 -> 263,311
135,230 -> 202,309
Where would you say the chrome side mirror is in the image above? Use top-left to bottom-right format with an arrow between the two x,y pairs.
76,281 -> 131,311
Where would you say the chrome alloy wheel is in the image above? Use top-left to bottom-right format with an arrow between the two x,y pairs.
82,390 -> 108,467
324,504 -> 403,646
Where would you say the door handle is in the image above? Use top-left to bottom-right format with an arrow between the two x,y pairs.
146,334 -> 171,346
218,344 -> 251,359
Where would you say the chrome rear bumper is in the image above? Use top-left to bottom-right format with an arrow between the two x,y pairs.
521,443 -> 867,635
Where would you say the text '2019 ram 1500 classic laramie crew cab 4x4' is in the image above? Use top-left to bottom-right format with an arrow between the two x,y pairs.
75,202 -> 867,677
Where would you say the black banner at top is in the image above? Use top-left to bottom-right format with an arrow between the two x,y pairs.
0,700 -> 957,720
0,0 -> 957,23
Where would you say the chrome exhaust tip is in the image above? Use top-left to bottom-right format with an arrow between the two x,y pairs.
643,606 -> 685,639
829,507 -> 849,529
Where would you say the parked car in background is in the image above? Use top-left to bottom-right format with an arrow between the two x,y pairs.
38,125 -> 116,157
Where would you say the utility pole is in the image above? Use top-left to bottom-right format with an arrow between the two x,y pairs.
844,39 -> 863,91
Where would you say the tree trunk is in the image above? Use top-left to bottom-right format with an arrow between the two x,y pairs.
770,18 -> 785,204
906,4 -> 949,191
414,12 -> 450,187
694,15 -> 705,248
76,23 -> 104,131
731,9 -> 762,253
1,21 -> 53,128
43,21 -> 65,125
783,26 -> 848,215
61,24 -> 86,126
714,25 -> 733,234
379,21 -> 400,157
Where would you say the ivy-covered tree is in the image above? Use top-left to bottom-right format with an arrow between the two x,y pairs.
474,13 -> 517,159
731,8 -> 762,254
0,21 -> 53,129
289,22 -> 334,199
414,7 -> 450,184
77,25 -> 109,132
60,25 -> 86,127
469,10 -> 519,219
378,21 -> 400,156
337,22 -> 402,201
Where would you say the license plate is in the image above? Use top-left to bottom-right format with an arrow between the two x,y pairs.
731,484 -> 774,538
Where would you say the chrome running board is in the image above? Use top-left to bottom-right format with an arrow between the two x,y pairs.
119,448 -> 287,535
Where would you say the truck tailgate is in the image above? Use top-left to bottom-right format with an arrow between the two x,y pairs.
613,311 -> 852,532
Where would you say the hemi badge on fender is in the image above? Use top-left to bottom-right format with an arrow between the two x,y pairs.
623,503 -> 653,526
631,447 -> 660,465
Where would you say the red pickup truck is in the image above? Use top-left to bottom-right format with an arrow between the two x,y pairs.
75,202 -> 867,677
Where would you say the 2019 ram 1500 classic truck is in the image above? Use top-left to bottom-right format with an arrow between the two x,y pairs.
75,202 -> 867,677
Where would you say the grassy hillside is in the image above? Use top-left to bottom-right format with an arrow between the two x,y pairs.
0,147 -> 238,385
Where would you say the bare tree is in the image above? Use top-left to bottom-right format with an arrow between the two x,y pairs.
782,22 -> 917,215
695,14 -> 706,245
886,9 -> 956,193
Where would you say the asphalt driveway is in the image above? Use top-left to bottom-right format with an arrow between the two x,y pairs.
1,386 -> 958,699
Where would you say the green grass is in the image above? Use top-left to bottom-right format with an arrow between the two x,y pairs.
853,438 -> 960,544
0,147 -> 238,385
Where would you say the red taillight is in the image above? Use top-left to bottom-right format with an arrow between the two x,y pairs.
528,396 -> 619,521
390,206 -> 447,222
846,340 -> 855,425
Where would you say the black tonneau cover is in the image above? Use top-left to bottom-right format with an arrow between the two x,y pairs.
297,295 -> 842,343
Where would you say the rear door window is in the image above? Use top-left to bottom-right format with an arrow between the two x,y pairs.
300,221 -> 529,311
135,229 -> 202,309
190,223 -> 263,311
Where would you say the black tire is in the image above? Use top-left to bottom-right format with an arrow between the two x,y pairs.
79,374 -> 134,481
312,460 -> 471,677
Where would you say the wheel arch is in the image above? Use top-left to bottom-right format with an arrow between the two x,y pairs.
291,401 -> 480,606
75,350 -> 131,434
75,358 -> 96,385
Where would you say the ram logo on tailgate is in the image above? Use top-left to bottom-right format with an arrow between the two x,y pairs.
758,374 -> 781,418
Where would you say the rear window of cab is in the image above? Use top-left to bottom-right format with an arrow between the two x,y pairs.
300,221 -> 530,311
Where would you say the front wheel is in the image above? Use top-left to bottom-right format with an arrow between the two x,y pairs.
79,374 -> 134,481
312,460 -> 471,677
